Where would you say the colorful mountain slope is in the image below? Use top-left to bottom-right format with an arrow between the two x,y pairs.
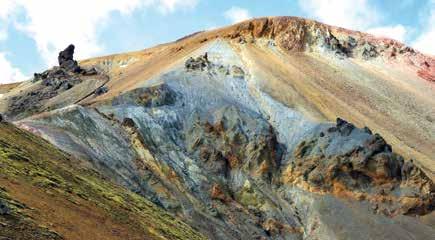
0,122 -> 205,240
0,16 -> 434,240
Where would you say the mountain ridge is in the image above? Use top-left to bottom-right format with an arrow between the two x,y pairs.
72,16 -> 435,179
0,16 -> 434,240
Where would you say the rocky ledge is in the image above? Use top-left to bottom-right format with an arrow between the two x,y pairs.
285,118 -> 434,216
4,45 -> 105,120
184,17 -> 434,82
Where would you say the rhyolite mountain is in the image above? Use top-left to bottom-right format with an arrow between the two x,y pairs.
0,17 -> 434,240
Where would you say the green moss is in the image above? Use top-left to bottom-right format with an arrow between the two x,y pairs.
0,123 -> 206,240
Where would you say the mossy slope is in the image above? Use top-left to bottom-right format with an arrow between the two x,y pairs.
0,122 -> 205,240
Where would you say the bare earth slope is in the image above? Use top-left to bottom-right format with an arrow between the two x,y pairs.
0,17 -> 434,240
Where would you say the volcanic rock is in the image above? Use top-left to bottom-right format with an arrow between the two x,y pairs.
4,44 -> 107,120
361,42 -> 378,59
58,44 -> 80,72
94,86 -> 108,96
185,53 -> 210,71
288,119 -> 434,216
82,67 -> 98,76
324,33 -> 351,57
186,105 -> 281,180
112,83 -> 176,107
121,118 -> 136,129
0,199 -> 10,215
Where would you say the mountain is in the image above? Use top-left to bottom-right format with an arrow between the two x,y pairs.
0,122 -> 204,240
0,16 -> 434,239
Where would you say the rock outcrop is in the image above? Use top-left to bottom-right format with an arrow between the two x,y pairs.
185,53 -> 210,71
8,67 -> 83,118
58,44 -> 80,72
286,118 -> 434,216
3,45 -> 106,120
186,105 -> 282,180
56,44 -> 98,75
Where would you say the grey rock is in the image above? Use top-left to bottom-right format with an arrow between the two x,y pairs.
58,44 -> 81,72
121,117 -> 136,129
0,199 -> 10,215
82,67 -> 98,76
362,42 -> 378,59
185,53 -> 210,71
94,86 -> 108,96
291,120 -> 434,216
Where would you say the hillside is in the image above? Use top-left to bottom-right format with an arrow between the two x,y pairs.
82,17 -> 434,178
0,16 -> 434,239
0,122 -> 204,240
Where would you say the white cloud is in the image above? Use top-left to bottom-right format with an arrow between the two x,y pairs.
367,25 -> 407,42
157,0 -> 198,14
2,0 -> 199,68
298,0 -> 418,49
0,0 -> 18,42
298,0 -> 380,30
0,52 -> 27,83
224,7 -> 251,24
412,0 -> 435,55
0,0 -> 17,20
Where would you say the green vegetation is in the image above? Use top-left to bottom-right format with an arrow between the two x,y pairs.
0,122 -> 205,240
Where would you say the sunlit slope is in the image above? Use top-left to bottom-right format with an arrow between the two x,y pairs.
74,17 -> 434,178
239,43 -> 435,178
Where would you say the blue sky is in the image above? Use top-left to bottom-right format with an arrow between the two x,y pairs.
0,0 -> 434,83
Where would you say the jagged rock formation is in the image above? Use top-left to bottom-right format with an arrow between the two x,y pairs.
286,118 -> 434,216
185,53 -> 210,71
1,17 -> 434,239
58,44 -> 80,72
57,44 -> 98,75
0,45 -> 107,120
186,105 -> 282,180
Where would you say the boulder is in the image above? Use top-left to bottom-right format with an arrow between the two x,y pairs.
82,67 -> 98,76
336,118 -> 356,136
94,86 -> 108,96
58,44 -> 81,72
58,44 -> 75,65
122,118 -> 136,129
0,199 -> 10,215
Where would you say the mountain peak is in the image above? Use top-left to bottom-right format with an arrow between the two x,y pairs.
1,16 -> 434,240
173,16 -> 433,82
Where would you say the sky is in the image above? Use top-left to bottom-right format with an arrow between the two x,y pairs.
0,0 -> 434,84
